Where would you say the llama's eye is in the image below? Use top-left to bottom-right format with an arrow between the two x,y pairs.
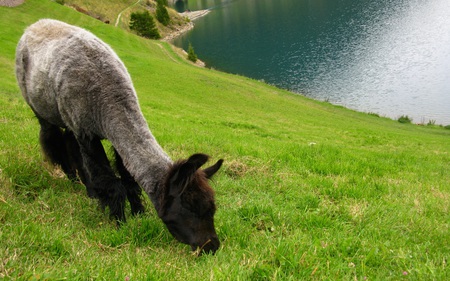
193,202 -> 215,218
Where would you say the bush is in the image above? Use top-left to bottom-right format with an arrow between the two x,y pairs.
129,11 -> 161,39
156,0 -> 170,26
398,115 -> 412,124
187,42 -> 197,63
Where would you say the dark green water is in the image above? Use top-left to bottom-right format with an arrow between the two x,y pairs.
172,0 -> 450,125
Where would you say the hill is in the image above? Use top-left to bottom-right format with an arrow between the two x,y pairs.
61,0 -> 191,39
0,0 -> 449,279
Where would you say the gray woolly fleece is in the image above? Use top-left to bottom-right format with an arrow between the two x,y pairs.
15,19 -> 172,206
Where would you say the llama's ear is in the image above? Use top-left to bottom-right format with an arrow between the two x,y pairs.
203,159 -> 223,179
168,154 -> 209,197
186,153 -> 210,170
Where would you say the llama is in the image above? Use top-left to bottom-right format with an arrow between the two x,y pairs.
15,19 -> 223,254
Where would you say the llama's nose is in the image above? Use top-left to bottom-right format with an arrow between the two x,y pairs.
204,236 -> 220,254
195,236 -> 220,255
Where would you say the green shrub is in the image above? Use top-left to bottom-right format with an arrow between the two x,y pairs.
187,42 -> 197,63
156,0 -> 170,26
427,119 -> 436,126
398,115 -> 412,124
129,11 -> 161,39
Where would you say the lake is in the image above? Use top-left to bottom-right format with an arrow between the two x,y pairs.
171,0 -> 450,125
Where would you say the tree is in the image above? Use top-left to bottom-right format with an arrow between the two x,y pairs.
156,0 -> 170,26
187,42 -> 197,63
129,11 -> 161,39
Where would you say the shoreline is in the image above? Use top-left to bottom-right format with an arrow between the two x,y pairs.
179,9 -> 210,21
162,9 -> 210,42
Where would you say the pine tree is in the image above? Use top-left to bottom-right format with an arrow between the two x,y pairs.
129,11 -> 161,39
156,0 -> 170,26
187,42 -> 198,63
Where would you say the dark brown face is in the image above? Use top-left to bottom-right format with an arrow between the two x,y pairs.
160,154 -> 223,255
162,187 -> 219,254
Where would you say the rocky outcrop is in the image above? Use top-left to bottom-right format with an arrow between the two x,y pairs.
0,0 -> 25,7
162,21 -> 194,41
162,10 -> 210,41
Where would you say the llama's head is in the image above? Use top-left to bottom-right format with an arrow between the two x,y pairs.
159,153 -> 223,255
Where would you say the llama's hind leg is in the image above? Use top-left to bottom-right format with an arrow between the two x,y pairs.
62,130 -> 91,191
76,135 -> 127,223
114,149 -> 145,215
37,118 -> 77,180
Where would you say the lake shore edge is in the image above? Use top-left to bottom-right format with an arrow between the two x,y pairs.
162,9 -> 210,42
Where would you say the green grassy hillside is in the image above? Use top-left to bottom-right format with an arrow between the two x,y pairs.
1,0 -> 449,280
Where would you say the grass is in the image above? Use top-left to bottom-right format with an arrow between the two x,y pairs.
1,0 -> 449,280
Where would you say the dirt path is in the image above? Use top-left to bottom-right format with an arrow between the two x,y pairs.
156,43 -> 180,64
0,0 -> 25,7
115,0 -> 142,27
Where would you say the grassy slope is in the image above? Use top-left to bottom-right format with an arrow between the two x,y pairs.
0,0 -> 449,280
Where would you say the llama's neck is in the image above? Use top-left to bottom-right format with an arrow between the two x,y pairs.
104,98 -> 172,209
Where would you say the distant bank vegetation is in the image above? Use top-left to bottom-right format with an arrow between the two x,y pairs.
54,0 -> 189,39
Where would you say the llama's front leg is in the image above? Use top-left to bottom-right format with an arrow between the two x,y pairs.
77,135 -> 127,223
114,149 -> 145,215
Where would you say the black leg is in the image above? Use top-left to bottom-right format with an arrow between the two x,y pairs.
62,130 -> 89,186
114,149 -> 145,215
76,135 -> 127,223
38,118 -> 77,180
37,117 -> 126,224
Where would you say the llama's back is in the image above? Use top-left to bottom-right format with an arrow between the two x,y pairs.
15,19 -> 136,136
18,19 -> 79,51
